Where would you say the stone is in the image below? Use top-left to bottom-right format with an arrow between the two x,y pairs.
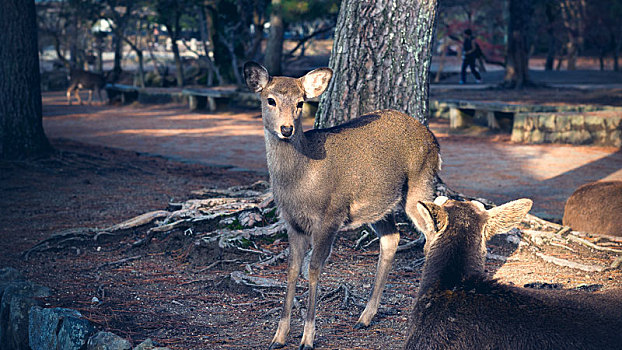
555,115 -> 572,132
537,114 -> 556,131
0,281 -> 51,350
567,130 -> 592,144
133,338 -> 171,350
29,307 -> 82,350
605,116 -> 622,130
569,114 -> 585,129
510,129 -> 524,143
57,314 -> 95,350
584,115 -> 606,132
529,129 -> 544,144
87,331 -> 132,350
609,130 -> 622,147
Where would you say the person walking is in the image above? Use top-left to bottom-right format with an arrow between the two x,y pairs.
460,29 -> 482,84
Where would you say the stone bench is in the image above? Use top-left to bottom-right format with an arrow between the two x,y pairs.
105,83 -> 139,104
105,84 -> 185,105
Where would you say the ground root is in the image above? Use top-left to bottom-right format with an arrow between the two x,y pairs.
24,180 -> 622,276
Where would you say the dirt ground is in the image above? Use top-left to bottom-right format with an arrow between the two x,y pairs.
1,86 -> 622,349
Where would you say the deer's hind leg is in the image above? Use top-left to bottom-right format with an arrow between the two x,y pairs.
270,229 -> 309,349
355,216 -> 399,329
403,177 -> 436,242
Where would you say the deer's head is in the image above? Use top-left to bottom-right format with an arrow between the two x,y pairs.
243,61 -> 332,140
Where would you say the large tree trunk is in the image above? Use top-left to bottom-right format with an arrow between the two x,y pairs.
316,0 -> 439,129
504,0 -> 533,89
264,0 -> 285,76
0,0 -> 51,159
112,33 -> 124,82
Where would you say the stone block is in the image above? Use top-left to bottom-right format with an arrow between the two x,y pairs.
567,130 -> 592,144
569,115 -> 585,129
57,314 -> 95,350
584,115 -> 606,132
29,307 -> 82,350
555,115 -> 572,132
609,130 -> 622,147
529,129 -> 544,144
87,331 -> 132,350
605,116 -> 622,130
537,114 -> 556,131
510,129 -> 524,143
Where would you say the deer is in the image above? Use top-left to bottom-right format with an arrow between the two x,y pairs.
66,68 -> 108,106
563,180 -> 622,237
243,61 -> 442,350
404,196 -> 622,350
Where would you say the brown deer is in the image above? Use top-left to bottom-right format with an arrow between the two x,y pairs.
243,61 -> 441,349
404,196 -> 622,350
66,68 -> 107,105
563,180 -> 622,237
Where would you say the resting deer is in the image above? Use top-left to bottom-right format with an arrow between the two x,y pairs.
243,62 -> 441,349
563,180 -> 622,237
405,197 -> 622,350
66,68 -> 107,105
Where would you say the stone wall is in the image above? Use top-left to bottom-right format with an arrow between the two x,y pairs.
511,111 -> 622,147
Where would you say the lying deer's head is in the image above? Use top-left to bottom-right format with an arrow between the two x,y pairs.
243,61 -> 332,140
415,197 -> 533,273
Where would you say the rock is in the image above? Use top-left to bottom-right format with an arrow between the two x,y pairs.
29,307 -> 82,350
0,281 -> 51,350
57,311 -> 95,350
87,331 -> 132,350
133,338 -> 171,350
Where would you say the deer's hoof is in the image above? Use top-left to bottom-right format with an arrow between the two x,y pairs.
298,344 -> 313,350
269,342 -> 285,349
353,321 -> 369,329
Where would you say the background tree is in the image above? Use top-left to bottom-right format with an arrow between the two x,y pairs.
264,0 -> 284,75
1,0 -> 51,159
154,0 -> 187,87
503,0 -> 533,88
316,0 -> 440,128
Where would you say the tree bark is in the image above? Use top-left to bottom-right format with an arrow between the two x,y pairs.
0,0 -> 51,159
264,0 -> 285,76
544,0 -> 557,71
503,0 -> 533,89
166,22 -> 185,87
316,0 -> 439,129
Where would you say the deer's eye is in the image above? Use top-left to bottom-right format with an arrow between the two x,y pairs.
296,102 -> 304,109
267,98 -> 276,106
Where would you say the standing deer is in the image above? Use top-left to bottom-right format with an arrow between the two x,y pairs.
405,197 -> 622,350
66,68 -> 107,105
243,61 -> 441,350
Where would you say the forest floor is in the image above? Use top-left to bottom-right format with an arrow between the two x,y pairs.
1,86 -> 621,349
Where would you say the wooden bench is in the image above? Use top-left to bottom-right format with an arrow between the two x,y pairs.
182,86 -> 239,111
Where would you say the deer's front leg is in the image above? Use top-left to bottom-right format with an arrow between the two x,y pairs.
270,230 -> 308,349
299,230 -> 337,350
355,218 -> 399,328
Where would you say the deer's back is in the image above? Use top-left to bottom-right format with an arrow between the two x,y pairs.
405,278 -> 622,350
69,70 -> 106,89
563,181 -> 622,236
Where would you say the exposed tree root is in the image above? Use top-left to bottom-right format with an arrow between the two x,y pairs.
23,180 -> 622,278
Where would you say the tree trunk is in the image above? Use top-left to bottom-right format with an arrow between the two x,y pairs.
166,23 -> 185,87
264,0 -> 285,76
112,33 -> 123,82
0,0 -> 51,159
544,0 -> 556,71
316,0 -> 439,129
503,0 -> 533,89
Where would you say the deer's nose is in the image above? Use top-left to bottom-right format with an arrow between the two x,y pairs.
280,125 -> 293,138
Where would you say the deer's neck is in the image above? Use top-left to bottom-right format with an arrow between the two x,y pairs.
264,129 -> 311,185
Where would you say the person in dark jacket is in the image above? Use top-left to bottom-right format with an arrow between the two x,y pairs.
460,29 -> 482,84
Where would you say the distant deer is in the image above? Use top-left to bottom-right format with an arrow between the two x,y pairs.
563,181 -> 622,237
404,197 -> 622,350
243,62 -> 441,350
66,68 -> 108,105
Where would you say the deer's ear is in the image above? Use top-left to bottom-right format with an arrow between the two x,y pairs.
414,201 -> 449,241
299,68 -> 332,99
485,199 -> 532,239
244,61 -> 270,93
